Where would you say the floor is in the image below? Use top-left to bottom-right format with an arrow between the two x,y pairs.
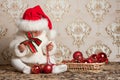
0,62 -> 120,80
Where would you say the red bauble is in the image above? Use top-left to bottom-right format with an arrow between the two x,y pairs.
98,57 -> 108,63
31,64 -> 41,74
87,57 -> 94,63
97,52 -> 108,63
97,52 -> 107,59
39,64 -> 45,73
43,64 -> 53,74
77,56 -> 84,63
89,54 -> 98,63
73,51 -> 83,60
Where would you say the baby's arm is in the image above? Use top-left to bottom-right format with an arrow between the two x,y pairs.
42,41 -> 57,56
10,36 -> 29,57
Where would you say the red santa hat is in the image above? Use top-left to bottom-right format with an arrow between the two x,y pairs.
18,5 -> 56,39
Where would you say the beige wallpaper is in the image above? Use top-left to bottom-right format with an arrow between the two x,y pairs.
0,0 -> 120,64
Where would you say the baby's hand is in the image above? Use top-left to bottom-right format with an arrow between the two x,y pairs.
18,43 -> 26,52
46,42 -> 53,51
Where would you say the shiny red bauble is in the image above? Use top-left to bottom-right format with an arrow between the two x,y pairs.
39,64 -> 45,73
97,52 -> 107,63
97,52 -> 107,58
87,57 -> 94,63
89,54 -> 98,63
73,51 -> 83,60
31,64 -> 41,74
77,56 -> 84,63
43,64 -> 53,74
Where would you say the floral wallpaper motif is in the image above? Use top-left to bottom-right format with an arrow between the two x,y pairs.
86,0 -> 111,23
54,42 -> 72,63
106,18 -> 120,47
0,0 -> 119,64
106,17 -> 120,58
0,26 -> 7,40
66,19 -> 91,49
45,0 -> 70,21
1,0 -> 28,22
86,41 -> 111,57
1,47 -> 13,64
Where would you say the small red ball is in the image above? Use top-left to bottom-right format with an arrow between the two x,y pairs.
87,57 -> 94,63
97,52 -> 108,63
73,51 -> 83,60
39,64 -> 45,73
43,64 -> 53,74
89,54 -> 98,63
31,64 -> 41,74
77,56 -> 84,63
97,52 -> 107,58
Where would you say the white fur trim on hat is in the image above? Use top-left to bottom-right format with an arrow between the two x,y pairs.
17,18 -> 48,31
49,29 -> 56,39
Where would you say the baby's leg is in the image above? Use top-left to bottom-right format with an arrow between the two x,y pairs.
11,58 -> 31,74
52,64 -> 67,74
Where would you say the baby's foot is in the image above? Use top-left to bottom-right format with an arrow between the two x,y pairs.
23,66 -> 31,74
52,64 -> 67,74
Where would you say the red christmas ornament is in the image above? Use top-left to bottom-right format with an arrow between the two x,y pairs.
97,52 -> 108,63
89,54 -> 98,63
42,44 -> 54,74
39,64 -> 45,73
87,57 -> 94,63
31,64 -> 41,74
73,51 -> 83,60
77,56 -> 84,63
97,52 -> 107,58
43,64 -> 53,74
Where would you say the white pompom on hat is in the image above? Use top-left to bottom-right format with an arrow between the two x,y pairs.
18,5 -> 56,39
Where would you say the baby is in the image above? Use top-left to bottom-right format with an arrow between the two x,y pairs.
10,5 -> 67,74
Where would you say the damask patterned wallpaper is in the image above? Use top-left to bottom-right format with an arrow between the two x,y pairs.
0,0 -> 120,64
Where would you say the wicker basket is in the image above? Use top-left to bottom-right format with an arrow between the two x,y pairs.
66,63 -> 105,73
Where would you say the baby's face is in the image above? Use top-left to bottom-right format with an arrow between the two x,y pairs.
30,31 -> 42,37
